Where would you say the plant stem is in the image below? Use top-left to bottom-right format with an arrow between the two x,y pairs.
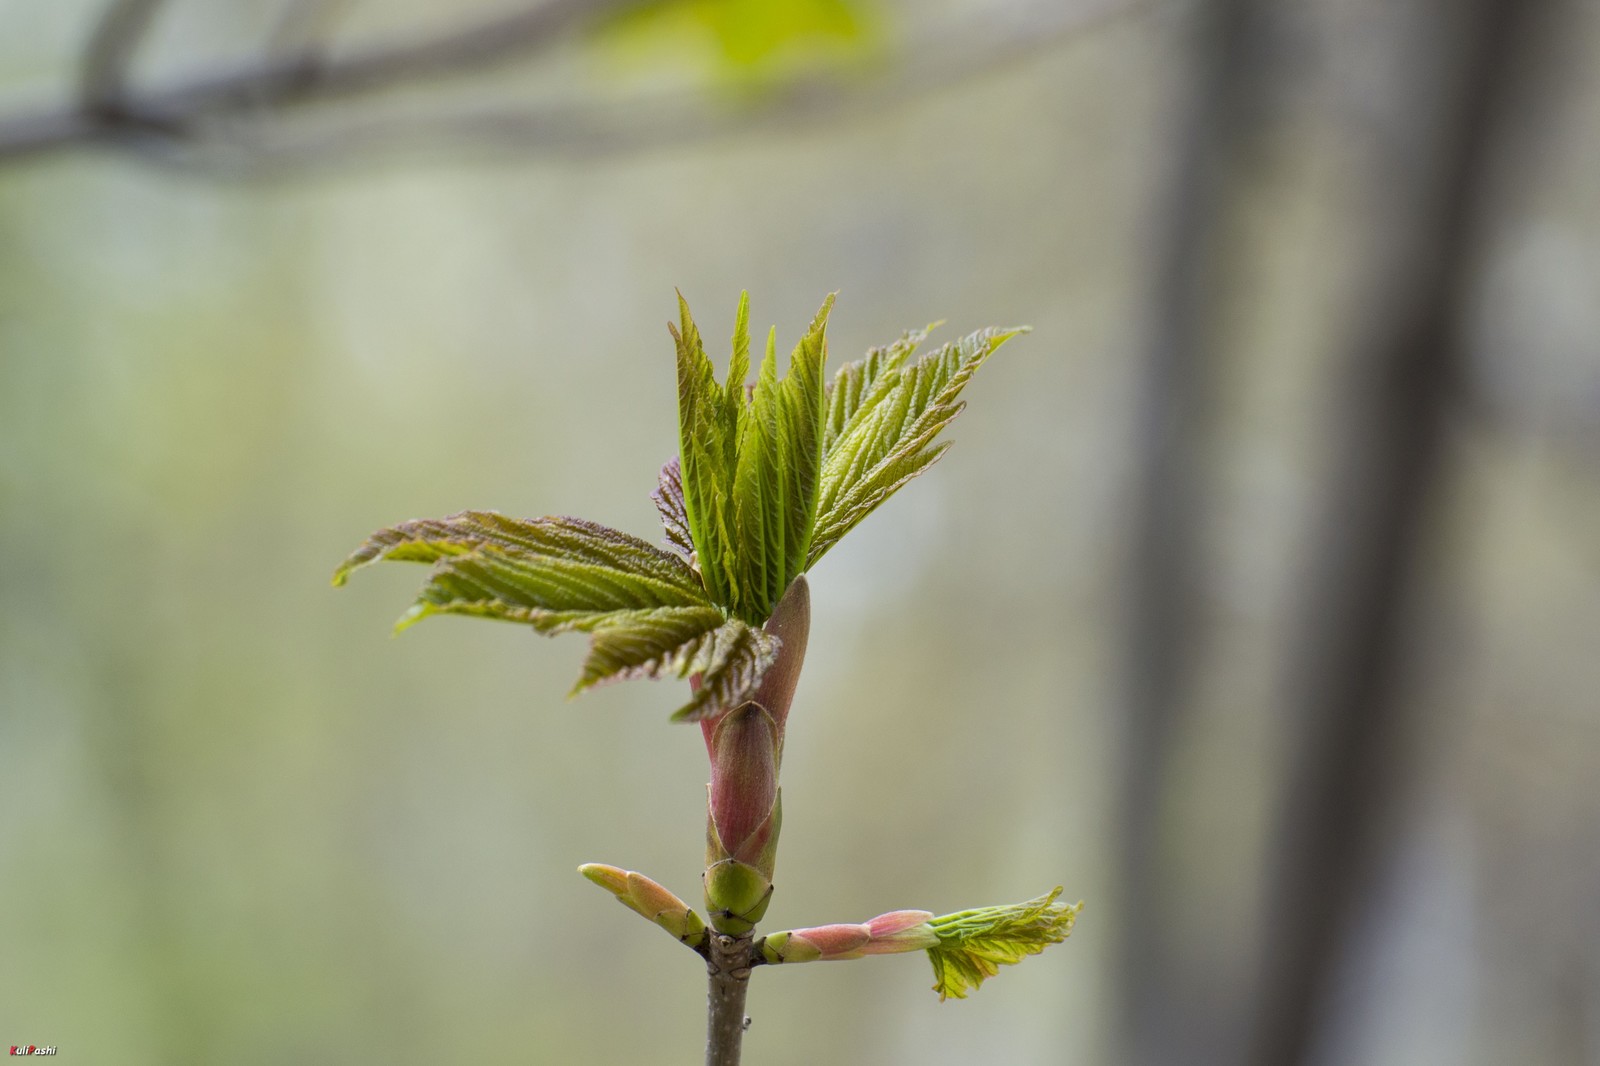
705,932 -> 754,1066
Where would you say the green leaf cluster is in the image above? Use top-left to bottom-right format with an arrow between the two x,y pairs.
925,888 -> 1081,1000
673,290 -> 830,625
334,291 -> 1024,723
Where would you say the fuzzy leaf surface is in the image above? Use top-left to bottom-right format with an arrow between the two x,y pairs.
333,511 -> 704,595
335,513 -> 714,641
401,545 -> 713,633
574,606 -> 730,693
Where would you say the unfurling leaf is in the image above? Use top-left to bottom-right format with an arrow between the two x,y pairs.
821,324 -> 936,451
809,326 -> 1027,568
730,295 -> 829,619
652,458 -> 696,562
335,513 -> 743,712
333,511 -> 705,598
671,619 -> 780,722
673,290 -> 745,614
673,290 -> 833,627
573,606 -> 728,693
400,541 -> 709,634
925,887 -> 1080,1001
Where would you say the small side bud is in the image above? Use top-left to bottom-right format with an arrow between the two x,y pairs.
578,863 -> 708,950
759,909 -> 937,963
759,930 -> 823,964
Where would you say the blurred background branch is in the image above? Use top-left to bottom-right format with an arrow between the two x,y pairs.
0,0 -> 1141,173
1246,2 -> 1556,1063
1115,0 -> 1266,1061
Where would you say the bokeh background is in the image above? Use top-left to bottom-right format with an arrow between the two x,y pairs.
1,1 -> 1597,1064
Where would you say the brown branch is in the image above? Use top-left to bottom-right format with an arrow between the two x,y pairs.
0,0 -> 639,163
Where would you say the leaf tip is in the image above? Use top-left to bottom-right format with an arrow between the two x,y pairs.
391,604 -> 430,635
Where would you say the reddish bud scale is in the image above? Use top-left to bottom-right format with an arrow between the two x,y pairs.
708,705 -> 777,864
699,577 -> 810,935
761,910 -> 938,963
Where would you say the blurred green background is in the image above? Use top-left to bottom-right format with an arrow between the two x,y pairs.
1,1 -> 1597,1064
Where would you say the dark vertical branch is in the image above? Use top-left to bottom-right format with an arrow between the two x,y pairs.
1116,0 -> 1263,1062
1245,2 -> 1548,1064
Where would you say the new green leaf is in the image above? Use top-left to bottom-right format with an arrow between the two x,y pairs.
673,291 -> 745,612
333,511 -> 705,599
672,291 -> 832,626
809,325 -> 1026,568
334,512 -> 761,715
925,887 -> 1080,1000
729,295 -> 829,619
401,544 -> 708,632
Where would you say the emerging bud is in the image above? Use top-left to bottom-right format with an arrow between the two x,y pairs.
578,863 -> 708,949
862,910 -> 941,953
759,909 -> 938,964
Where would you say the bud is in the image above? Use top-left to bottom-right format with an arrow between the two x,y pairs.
579,863 -> 708,949
707,704 -> 778,865
697,576 -> 809,936
759,909 -> 938,964
703,857 -> 774,935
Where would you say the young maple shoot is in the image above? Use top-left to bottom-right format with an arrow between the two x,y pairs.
335,292 -> 1079,1063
